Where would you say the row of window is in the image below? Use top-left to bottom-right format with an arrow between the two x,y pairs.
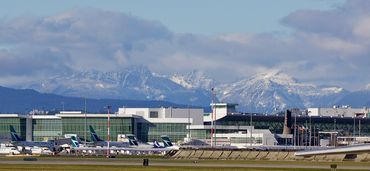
137,123 -> 187,142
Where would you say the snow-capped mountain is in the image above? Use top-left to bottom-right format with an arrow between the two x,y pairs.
217,71 -> 348,113
170,70 -> 216,90
19,66 -> 355,113
22,66 -> 212,106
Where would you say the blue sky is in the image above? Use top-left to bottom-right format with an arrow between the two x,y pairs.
0,0 -> 344,34
1,0 -> 370,90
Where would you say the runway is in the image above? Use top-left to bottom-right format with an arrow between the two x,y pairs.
0,159 -> 370,170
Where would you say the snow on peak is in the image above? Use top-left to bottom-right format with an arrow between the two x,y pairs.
251,70 -> 297,85
21,66 -> 213,107
217,70 -> 347,113
366,84 -> 370,90
19,65 -> 350,114
170,70 -> 215,90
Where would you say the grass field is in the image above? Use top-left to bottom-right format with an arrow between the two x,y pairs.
3,155 -> 370,167
0,165 -> 353,171
0,156 -> 368,171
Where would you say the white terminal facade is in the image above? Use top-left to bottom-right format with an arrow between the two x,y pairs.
190,103 -> 277,147
0,104 -> 277,147
117,105 -> 276,146
307,106 -> 370,118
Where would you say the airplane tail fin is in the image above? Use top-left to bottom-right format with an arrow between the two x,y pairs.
9,125 -> 22,142
153,140 -> 161,148
70,136 -> 80,148
161,135 -> 173,147
89,125 -> 103,142
127,134 -> 138,146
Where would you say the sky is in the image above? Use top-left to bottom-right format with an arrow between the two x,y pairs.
0,0 -> 344,34
1,0 -> 370,90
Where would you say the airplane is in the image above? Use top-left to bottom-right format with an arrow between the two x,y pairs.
161,135 -> 175,148
89,126 -> 130,147
70,135 -> 176,154
9,125 -> 59,152
150,135 -> 179,149
295,144 -> 370,157
125,133 -> 179,150
126,134 -> 139,146
89,125 -> 179,149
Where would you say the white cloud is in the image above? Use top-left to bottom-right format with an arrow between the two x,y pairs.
0,3 -> 370,89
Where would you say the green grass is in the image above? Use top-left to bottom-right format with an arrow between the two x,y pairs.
0,156 -> 368,171
2,155 -> 370,167
0,164 -> 351,171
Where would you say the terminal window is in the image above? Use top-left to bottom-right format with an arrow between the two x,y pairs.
150,111 -> 158,118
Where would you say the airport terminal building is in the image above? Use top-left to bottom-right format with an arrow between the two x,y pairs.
0,107 -> 203,143
0,105 -> 278,146
1,104 -> 370,147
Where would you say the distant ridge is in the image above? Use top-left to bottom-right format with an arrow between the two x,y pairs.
0,86 -> 203,114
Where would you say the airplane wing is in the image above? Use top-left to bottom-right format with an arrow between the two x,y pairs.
295,144 -> 370,156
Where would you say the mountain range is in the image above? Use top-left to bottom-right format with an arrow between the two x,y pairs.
0,85 -> 194,114
5,65 -> 370,113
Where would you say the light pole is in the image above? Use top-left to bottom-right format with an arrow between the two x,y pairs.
210,88 -> 217,147
353,117 -> 356,137
213,88 -> 217,147
294,114 -> 297,148
313,125 -> 316,146
106,105 -> 111,158
309,116 -> 312,146
305,120 -> 308,147
359,119 -> 361,137
187,106 -> 191,141
250,113 -> 253,147
84,97 -> 87,146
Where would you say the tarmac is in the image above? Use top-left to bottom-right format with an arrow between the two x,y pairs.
0,159 -> 370,170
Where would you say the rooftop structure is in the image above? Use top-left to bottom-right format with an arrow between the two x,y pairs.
118,107 -> 203,125
204,103 -> 238,122
118,107 -> 204,142
187,125 -> 277,147
307,106 -> 370,118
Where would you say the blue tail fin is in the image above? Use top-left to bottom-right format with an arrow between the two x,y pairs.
71,136 -> 80,148
9,125 -> 22,142
89,125 -> 103,142
161,135 -> 173,147
127,134 -> 138,146
153,140 -> 162,148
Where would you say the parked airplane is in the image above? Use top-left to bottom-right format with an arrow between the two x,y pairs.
89,126 -> 177,149
126,133 -> 179,150
126,134 -> 139,146
161,135 -> 175,147
9,125 -> 59,152
89,125 -> 131,147
70,136 -> 176,153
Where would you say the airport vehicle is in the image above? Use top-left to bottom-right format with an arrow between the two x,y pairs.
9,125 -> 58,152
0,146 -> 20,155
29,147 -> 53,155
